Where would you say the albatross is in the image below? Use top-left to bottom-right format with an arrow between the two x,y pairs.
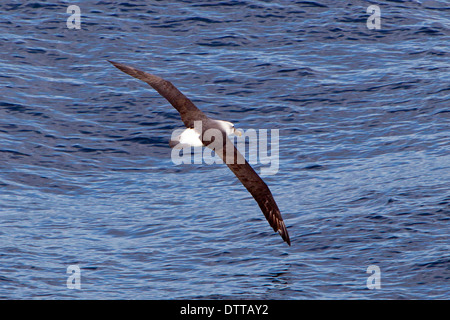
108,60 -> 291,246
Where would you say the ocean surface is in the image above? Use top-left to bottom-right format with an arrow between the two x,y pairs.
0,0 -> 449,299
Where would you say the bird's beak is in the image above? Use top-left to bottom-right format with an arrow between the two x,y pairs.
234,128 -> 242,137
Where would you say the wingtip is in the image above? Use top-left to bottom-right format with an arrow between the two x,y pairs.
283,234 -> 291,246
278,225 -> 291,246
107,60 -> 122,70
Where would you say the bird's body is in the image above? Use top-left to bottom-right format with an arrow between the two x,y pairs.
170,128 -> 202,148
109,60 -> 291,246
170,119 -> 238,148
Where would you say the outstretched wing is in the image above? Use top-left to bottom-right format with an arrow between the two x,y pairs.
109,60 -> 290,245
216,138 -> 291,246
108,60 -> 208,128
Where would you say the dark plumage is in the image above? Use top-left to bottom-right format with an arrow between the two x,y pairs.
109,60 -> 290,246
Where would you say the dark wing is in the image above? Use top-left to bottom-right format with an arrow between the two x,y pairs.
217,138 -> 291,246
109,60 -> 290,245
108,60 -> 209,128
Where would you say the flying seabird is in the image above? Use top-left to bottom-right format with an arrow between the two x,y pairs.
108,60 -> 291,246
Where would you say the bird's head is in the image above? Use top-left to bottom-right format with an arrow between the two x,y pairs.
218,120 -> 242,137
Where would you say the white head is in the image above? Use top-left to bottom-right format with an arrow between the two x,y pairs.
217,120 -> 242,137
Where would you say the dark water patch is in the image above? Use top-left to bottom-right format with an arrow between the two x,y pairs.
0,149 -> 31,158
296,1 -> 328,8
192,1 -> 248,8
303,164 -> 325,171
1,102 -> 28,113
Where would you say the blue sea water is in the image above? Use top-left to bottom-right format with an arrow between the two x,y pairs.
0,0 -> 449,299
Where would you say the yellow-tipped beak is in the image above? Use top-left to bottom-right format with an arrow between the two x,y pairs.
234,129 -> 242,137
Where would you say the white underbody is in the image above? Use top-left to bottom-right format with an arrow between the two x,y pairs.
170,120 -> 240,148
178,128 -> 203,147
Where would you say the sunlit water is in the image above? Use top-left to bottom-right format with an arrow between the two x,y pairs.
0,0 -> 449,299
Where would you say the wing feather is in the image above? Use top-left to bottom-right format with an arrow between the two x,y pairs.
108,60 -> 208,128
216,138 -> 291,245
